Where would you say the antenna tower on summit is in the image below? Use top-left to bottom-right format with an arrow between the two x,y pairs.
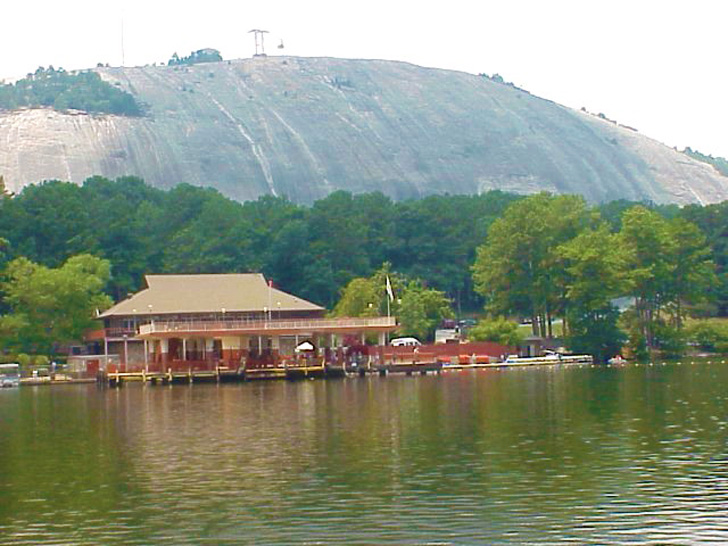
249,29 -> 269,57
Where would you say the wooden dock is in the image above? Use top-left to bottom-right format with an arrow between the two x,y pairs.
98,354 -> 594,387
100,363 -> 344,386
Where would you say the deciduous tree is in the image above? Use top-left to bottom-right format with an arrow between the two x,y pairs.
0,254 -> 113,354
472,193 -> 591,337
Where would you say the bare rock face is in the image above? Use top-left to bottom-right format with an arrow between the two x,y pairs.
0,56 -> 726,204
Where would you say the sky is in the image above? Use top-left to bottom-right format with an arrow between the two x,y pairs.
3,0 -> 727,158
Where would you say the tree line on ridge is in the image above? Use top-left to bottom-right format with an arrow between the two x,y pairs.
0,175 -> 726,360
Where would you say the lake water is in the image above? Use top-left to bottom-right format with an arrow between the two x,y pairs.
1,361 -> 728,544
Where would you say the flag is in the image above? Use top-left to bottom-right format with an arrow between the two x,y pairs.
385,275 -> 394,302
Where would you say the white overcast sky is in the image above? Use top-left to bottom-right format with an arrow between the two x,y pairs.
3,0 -> 727,157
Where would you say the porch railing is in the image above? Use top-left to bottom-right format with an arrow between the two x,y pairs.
138,316 -> 396,337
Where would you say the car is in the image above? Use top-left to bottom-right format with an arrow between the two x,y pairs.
390,337 -> 421,347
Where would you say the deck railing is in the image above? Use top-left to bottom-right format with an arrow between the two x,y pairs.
138,316 -> 396,337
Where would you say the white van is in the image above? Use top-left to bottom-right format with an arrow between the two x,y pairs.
390,337 -> 421,347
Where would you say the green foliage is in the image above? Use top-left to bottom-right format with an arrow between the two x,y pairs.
0,174 -> 724,363
472,193 -> 592,337
34,355 -> 49,367
397,281 -> 453,341
332,264 -> 405,319
0,254 -> 113,354
652,323 -> 687,359
0,178 -> 520,310
685,319 -> 728,352
468,317 -> 523,346
619,206 -> 715,355
0,66 -> 142,116
168,49 -> 223,66
472,195 -> 716,360
616,309 -> 648,361
556,223 -> 631,312
683,147 -> 728,177
16,353 -> 31,368
567,305 -> 626,363
332,265 -> 452,341
332,277 -> 382,317
392,192 -> 517,313
554,223 -> 631,360
679,201 -> 728,315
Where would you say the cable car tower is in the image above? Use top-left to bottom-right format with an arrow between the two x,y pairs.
249,29 -> 269,57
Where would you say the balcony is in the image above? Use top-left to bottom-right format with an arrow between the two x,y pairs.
137,316 -> 397,338
86,327 -> 139,340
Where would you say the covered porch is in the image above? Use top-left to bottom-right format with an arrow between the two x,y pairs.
104,316 -> 397,374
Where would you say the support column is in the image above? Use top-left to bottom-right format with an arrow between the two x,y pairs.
205,338 -> 215,364
144,339 -> 148,372
273,335 -> 282,366
160,338 -> 169,366
333,334 -> 343,365
123,335 -> 129,370
239,336 -> 249,369
221,336 -> 242,367
182,338 -> 187,362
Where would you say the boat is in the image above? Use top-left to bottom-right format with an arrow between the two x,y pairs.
503,352 -> 593,366
0,363 -> 20,387
608,355 -> 627,365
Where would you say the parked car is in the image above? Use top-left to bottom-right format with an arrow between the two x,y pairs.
390,337 -> 421,347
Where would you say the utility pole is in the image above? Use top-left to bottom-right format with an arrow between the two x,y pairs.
249,29 -> 269,57
121,16 -> 126,66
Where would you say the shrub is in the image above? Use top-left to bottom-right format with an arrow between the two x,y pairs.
34,355 -> 49,367
685,320 -> 728,352
468,317 -> 523,346
16,353 -> 31,368
654,324 -> 686,359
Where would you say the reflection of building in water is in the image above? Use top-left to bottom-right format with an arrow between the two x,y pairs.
88,274 -> 396,372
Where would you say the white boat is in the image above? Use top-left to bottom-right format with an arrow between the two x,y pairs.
503,352 -> 593,366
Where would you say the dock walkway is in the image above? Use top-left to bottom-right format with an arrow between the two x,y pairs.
98,355 -> 593,387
